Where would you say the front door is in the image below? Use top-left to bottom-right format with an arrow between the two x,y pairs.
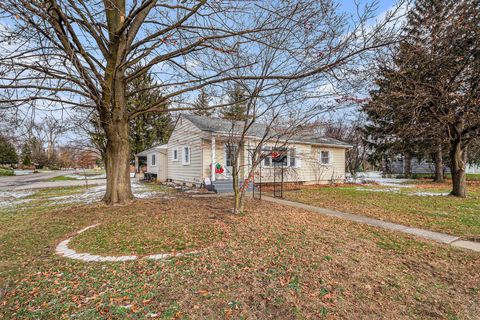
224,144 -> 238,178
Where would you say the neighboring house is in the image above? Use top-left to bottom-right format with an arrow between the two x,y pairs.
387,156 -> 480,175
135,114 -> 351,191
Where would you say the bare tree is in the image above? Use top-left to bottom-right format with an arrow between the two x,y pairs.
322,114 -> 369,176
0,0 -> 406,204
38,117 -> 70,163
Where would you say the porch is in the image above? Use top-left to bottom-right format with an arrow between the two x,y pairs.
201,135 -> 251,183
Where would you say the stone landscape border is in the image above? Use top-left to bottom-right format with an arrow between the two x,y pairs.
55,224 -> 199,262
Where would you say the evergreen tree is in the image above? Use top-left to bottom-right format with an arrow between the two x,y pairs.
363,41 -> 445,178
128,72 -> 173,160
83,70 -> 173,162
20,142 -> 31,166
193,89 -> 213,117
364,0 -> 480,196
0,136 -> 18,165
220,85 -> 249,121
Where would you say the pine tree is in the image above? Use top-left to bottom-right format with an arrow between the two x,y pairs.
0,136 -> 18,165
363,40 -> 445,177
220,85 -> 249,121
82,70 -> 174,162
21,142 -> 32,166
193,89 -> 213,117
127,72 -> 173,160
365,0 -> 480,195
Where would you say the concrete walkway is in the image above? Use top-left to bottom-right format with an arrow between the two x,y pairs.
262,196 -> 480,253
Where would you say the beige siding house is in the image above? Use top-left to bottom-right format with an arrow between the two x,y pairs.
136,114 -> 351,189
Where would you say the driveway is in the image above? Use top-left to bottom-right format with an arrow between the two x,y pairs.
0,171 -> 106,191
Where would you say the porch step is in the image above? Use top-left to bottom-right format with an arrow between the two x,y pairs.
211,180 -> 254,194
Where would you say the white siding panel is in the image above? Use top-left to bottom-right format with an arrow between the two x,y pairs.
146,151 -> 160,175
255,143 -> 347,184
167,117 -> 204,184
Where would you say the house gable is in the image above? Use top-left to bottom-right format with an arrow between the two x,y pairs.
166,116 -> 206,184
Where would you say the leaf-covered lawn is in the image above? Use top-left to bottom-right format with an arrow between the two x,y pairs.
283,182 -> 480,237
1,189 -> 479,319
70,199 -> 222,255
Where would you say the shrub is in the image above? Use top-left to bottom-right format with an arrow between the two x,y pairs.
0,167 -> 15,176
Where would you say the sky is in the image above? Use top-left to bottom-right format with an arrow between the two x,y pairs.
341,0 -> 398,15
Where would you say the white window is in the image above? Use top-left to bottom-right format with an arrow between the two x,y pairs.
151,154 -> 156,166
225,145 -> 237,168
289,148 -> 296,167
262,146 -> 272,167
320,150 -> 332,165
172,148 -> 179,161
182,146 -> 191,165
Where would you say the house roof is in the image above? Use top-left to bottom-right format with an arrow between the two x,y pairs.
135,144 -> 167,157
182,114 -> 351,148
289,134 -> 352,148
182,114 -> 269,138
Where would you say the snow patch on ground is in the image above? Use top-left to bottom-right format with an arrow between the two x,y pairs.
64,174 -> 106,180
0,181 -> 164,209
349,172 -> 451,196
347,171 -> 413,187
355,186 -> 450,197
355,187 -> 401,193
411,192 -> 450,197
48,180 -> 162,205
0,190 -> 36,208
13,170 -> 35,176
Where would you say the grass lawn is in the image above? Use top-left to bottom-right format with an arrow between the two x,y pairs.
283,182 -> 480,237
47,175 -> 81,181
1,187 -> 479,319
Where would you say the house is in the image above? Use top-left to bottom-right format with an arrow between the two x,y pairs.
387,156 -> 480,175
135,114 -> 351,191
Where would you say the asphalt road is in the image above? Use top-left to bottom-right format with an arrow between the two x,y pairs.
0,171 -> 105,191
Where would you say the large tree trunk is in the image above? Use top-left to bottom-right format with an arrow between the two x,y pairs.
450,140 -> 467,197
100,0 -> 133,205
434,143 -> 444,182
102,119 -> 134,204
